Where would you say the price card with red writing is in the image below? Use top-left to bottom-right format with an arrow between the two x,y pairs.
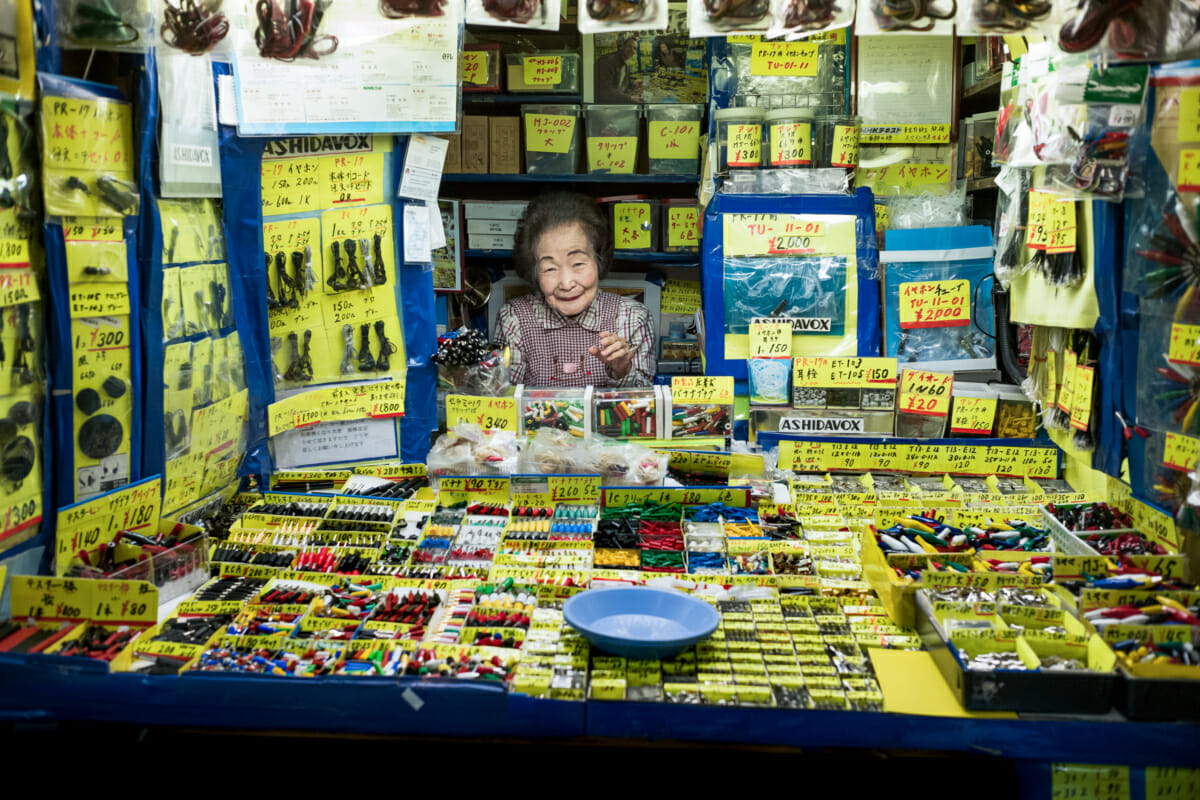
1179,149 -> 1200,192
950,396 -> 997,435
724,213 -> 851,257
1025,190 -> 1052,249
445,394 -> 518,432
830,125 -> 859,168
1145,766 -> 1199,800
54,476 -> 162,576
587,137 -> 636,174
749,321 -> 792,357
1050,764 -> 1129,800
1069,365 -> 1094,432
613,202 -> 652,249
750,42 -> 818,77
667,206 -> 699,249
549,476 -> 600,504
525,113 -> 576,154
671,376 -> 734,405
726,123 -> 761,167
898,370 -> 953,417
1163,432 -> 1200,472
90,578 -> 158,625
10,576 -> 91,622
898,280 -> 970,329
1057,349 -> 1078,413
462,51 -> 488,86
41,94 -> 136,217
649,121 -> 700,161
523,56 -> 562,86
1168,322 -> 1200,367
769,121 -> 812,167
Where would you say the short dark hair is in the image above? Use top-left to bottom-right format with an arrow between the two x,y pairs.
513,192 -> 612,287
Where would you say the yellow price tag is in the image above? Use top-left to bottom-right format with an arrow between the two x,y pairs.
1026,190 -> 1052,249
614,202 -> 652,249
1163,431 -> 1200,472
1046,199 -> 1077,254
42,96 -> 135,178
723,213 -> 842,258
523,55 -> 562,86
525,114 -> 575,155
10,576 -> 89,621
898,280 -> 970,329
1145,767 -> 1199,799
91,579 -> 158,624
660,279 -> 702,315
860,123 -> 950,145
750,42 -> 818,77
830,125 -> 859,168
587,137 -> 636,174
0,270 -> 39,308
792,356 -> 896,388
1044,347 -> 1059,406
1168,322 -> 1200,366
899,370 -> 953,417
726,123 -> 761,168
1179,149 -> 1200,192
749,321 -> 792,358
1051,764 -> 1129,800
769,121 -> 812,167
667,206 -> 699,249
950,396 -> 996,435
875,203 -> 889,231
857,163 -> 952,194
445,395 -> 518,432
1069,365 -> 1094,432
462,51 -> 488,86
511,491 -> 552,508
649,121 -> 700,161
671,376 -> 734,405
1057,349 -> 1078,413
0,239 -> 30,267
548,476 -> 600,503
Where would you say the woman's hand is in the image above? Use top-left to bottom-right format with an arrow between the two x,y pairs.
590,331 -> 632,379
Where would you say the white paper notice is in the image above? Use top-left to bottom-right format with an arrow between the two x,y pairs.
427,200 -> 446,251
273,418 -> 398,469
398,134 -> 449,201
404,203 -> 431,263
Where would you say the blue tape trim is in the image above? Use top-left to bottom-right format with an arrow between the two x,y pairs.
1090,198 -> 1124,478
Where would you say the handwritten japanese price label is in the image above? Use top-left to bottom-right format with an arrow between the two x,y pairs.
445,395 -> 518,432
525,114 -> 576,154
1179,149 -> 1200,192
768,121 -> 812,167
462,51 -> 488,86
875,203 -> 889,231
587,137 -> 636,174
750,42 -> 818,77
858,162 -> 952,194
55,477 -> 162,576
667,206 -> 699,249
69,284 -> 129,318
671,376 -> 734,405
660,279 -> 701,315
1168,322 -> 1200,367
1163,432 -> 1200,472
1145,766 -> 1200,799
1051,764 -> 1129,800
0,270 -> 38,307
41,96 -> 134,178
898,280 -> 970,329
91,579 -> 157,624
860,123 -> 951,145
1180,89 -> 1200,142
613,202 -> 651,249
1057,349 -> 1078,413
549,476 -> 600,503
899,370 -> 953,417
10,576 -> 89,621
1069,365 -> 1094,431
830,125 -> 859,168
0,238 -> 30,268
649,121 -> 700,160
261,157 -> 321,216
750,321 -> 792,357
726,123 -> 761,167
523,56 -> 562,86
723,213 -> 846,258
793,357 -> 896,388
950,396 -> 997,435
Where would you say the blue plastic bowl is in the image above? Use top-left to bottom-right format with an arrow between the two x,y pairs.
563,586 -> 720,659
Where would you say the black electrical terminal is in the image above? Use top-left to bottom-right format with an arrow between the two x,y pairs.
96,175 -> 138,215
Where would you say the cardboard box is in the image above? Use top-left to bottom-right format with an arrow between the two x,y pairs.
489,116 -> 520,174
467,218 -> 518,235
463,200 -> 528,220
468,233 -> 515,251
439,134 -> 462,174
461,116 -> 489,174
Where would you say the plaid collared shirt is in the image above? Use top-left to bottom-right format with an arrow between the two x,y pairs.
495,291 -> 656,387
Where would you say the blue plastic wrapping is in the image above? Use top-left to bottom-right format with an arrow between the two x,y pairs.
880,226 -> 995,373
700,188 -> 880,380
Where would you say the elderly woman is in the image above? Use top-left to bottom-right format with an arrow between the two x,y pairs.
494,192 -> 656,387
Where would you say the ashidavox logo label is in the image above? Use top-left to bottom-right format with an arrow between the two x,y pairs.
779,417 -> 865,433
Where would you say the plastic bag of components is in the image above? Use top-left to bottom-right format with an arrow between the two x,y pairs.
724,256 -> 851,337
880,225 -> 997,373
429,422 -> 521,476
157,53 -> 222,198
1056,0 -> 1174,62
466,0 -> 562,30
769,0 -> 853,39
711,38 -> 845,105
0,106 -> 37,226
57,0 -> 154,51
957,0 -> 1063,38
586,436 -> 667,484
577,0 -> 668,33
432,326 -> 511,395
722,167 -> 854,195
520,426 -> 591,473
853,0 -> 954,36
157,0 -> 233,55
993,166 -> 1032,288
688,0 -> 772,36
886,183 -> 968,230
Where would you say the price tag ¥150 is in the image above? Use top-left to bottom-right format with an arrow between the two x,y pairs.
749,321 -> 792,358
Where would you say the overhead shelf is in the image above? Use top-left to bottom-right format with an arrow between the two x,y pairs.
966,177 -> 997,192
962,70 -> 1003,100
463,93 -> 583,104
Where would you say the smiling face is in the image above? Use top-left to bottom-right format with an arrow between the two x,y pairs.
535,222 -> 599,318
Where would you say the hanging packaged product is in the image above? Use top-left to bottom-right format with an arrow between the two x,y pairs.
880,225 -> 996,372
57,0 -> 153,50
432,199 -> 463,293
721,211 -> 865,359
1054,0 -> 1200,62
466,0 -> 562,29
767,0 -> 854,39
1024,190 -> 1082,286
578,0 -> 668,33
957,0 -> 1062,37
710,37 -> 847,116
854,0 -> 954,36
157,52 -> 222,198
39,77 -> 139,218
158,0 -> 231,54
993,166 -> 1032,287
688,0 -> 772,36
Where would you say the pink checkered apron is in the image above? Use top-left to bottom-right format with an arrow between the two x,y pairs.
510,292 -> 621,387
